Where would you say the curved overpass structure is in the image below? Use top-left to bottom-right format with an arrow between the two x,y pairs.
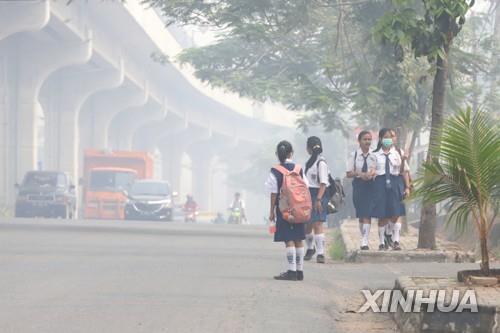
0,0 -> 296,211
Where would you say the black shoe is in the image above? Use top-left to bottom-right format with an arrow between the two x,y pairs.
360,246 -> 369,250
304,248 -> 315,261
274,270 -> 297,281
384,233 -> 394,249
393,241 -> 401,251
297,271 -> 304,281
379,244 -> 385,251
316,254 -> 325,263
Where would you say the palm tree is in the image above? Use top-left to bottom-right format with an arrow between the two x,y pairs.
414,107 -> 500,276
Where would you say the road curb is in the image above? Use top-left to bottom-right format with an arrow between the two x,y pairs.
392,276 -> 500,333
340,221 -> 472,263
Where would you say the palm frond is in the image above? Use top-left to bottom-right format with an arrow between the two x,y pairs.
413,107 -> 500,235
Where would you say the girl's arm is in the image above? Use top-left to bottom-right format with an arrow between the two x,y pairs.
316,183 -> 326,214
346,152 -> 356,178
269,193 -> 277,222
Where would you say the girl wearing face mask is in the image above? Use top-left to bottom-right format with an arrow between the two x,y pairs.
346,131 -> 377,250
382,129 -> 412,247
371,128 -> 407,251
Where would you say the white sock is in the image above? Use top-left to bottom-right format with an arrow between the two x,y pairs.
296,247 -> 305,271
385,222 -> 394,236
378,226 -> 385,245
360,224 -> 365,246
286,247 -> 297,271
393,222 -> 402,243
362,224 -> 371,247
305,233 -> 315,250
314,234 -> 325,255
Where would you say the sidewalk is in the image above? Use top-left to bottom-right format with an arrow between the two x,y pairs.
339,219 -> 474,263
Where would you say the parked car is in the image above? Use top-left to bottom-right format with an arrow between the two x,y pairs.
124,180 -> 176,221
15,171 -> 77,219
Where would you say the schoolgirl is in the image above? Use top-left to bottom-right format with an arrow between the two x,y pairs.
383,129 -> 412,247
346,130 -> 377,250
303,136 -> 330,263
265,140 -> 306,281
371,128 -> 408,251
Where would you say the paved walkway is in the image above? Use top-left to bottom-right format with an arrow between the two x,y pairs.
340,219 -> 473,263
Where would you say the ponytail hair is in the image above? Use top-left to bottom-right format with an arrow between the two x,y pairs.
374,128 -> 392,152
276,140 -> 293,163
305,136 -> 323,174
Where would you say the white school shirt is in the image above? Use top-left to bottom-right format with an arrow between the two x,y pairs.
374,147 -> 409,176
264,159 -> 309,194
305,155 -> 329,189
346,148 -> 377,176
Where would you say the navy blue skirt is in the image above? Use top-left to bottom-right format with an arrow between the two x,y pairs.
352,178 -> 375,219
370,175 -> 406,219
308,187 -> 329,223
274,209 -> 306,243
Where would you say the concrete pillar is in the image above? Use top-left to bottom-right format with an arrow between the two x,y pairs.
108,97 -> 166,150
186,133 -> 244,212
81,82 -> 148,150
0,34 -> 91,206
158,125 -> 211,199
190,150 -> 214,212
41,65 -> 123,181
0,0 -> 50,41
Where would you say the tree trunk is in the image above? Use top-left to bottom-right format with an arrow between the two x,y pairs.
417,44 -> 450,249
407,129 -> 419,165
479,224 -> 490,276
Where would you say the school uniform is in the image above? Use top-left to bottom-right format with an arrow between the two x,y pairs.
347,148 -> 377,219
265,159 -> 306,243
394,148 -> 410,195
305,155 -> 330,223
371,147 -> 407,218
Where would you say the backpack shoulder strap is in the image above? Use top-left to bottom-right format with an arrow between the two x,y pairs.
315,157 -> 328,183
353,151 -> 358,172
292,164 -> 301,174
395,147 -> 406,174
273,165 -> 290,175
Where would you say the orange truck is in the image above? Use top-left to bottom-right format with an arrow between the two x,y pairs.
82,149 -> 154,219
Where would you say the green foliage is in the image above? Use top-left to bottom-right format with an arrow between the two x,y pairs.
329,228 -> 346,261
376,0 -> 474,62
146,0 -> 432,133
413,107 -> 500,235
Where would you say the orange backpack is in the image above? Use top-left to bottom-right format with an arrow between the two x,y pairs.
274,165 -> 312,224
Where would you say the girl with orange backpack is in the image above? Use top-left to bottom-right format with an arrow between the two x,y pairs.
265,140 -> 312,281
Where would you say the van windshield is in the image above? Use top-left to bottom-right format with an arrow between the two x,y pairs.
130,182 -> 170,196
89,171 -> 136,192
22,172 -> 62,189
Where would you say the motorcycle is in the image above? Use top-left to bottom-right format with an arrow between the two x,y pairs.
184,209 -> 198,223
228,207 -> 242,224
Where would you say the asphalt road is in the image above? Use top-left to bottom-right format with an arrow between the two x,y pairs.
0,218 -> 483,333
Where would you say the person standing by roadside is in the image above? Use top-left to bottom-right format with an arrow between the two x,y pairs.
303,136 -> 330,263
384,129 -> 412,248
346,131 -> 377,250
371,128 -> 407,251
265,141 -> 307,281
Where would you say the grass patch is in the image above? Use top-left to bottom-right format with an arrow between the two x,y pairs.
329,228 -> 346,260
